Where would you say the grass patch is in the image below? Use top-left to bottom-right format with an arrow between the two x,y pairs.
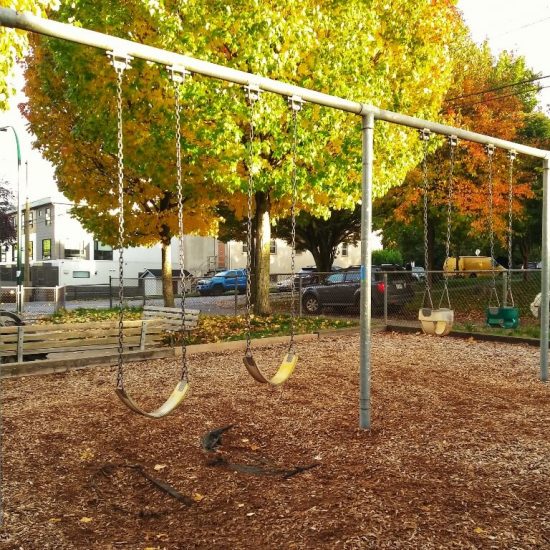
42,308 -> 357,344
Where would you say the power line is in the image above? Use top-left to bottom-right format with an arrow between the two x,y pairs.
492,15 -> 550,38
446,74 -> 550,102
449,84 -> 550,109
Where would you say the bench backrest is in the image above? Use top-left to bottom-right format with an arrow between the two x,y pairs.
141,305 -> 200,330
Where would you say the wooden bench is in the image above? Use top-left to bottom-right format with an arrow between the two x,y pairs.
0,307 -> 200,363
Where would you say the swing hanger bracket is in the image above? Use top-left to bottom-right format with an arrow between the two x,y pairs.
169,65 -> 191,84
107,50 -> 133,72
244,83 -> 262,104
288,94 -> 304,112
485,143 -> 496,156
419,128 -> 431,141
508,149 -> 517,161
448,135 -> 458,147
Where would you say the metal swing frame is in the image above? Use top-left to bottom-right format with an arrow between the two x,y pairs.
111,53 -> 190,418
241,86 -> 302,385
417,130 -> 456,337
2,8 -> 549,431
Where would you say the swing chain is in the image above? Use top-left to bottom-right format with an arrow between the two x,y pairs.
439,135 -> 458,309
171,66 -> 190,382
507,150 -> 517,307
244,85 -> 261,357
288,95 -> 303,352
419,128 -> 433,309
109,51 -> 132,391
485,144 -> 500,307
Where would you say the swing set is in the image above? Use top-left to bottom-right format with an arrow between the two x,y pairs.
0,8 -> 549,432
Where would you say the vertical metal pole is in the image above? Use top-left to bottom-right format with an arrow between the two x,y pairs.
299,275 -> 303,318
540,158 -> 549,382
109,276 -> 113,309
234,276 -> 238,316
359,113 -> 374,429
383,272 -> 388,326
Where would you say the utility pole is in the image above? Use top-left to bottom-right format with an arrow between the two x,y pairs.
24,161 -> 30,288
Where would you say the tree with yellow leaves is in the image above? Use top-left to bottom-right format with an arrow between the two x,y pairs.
23,0 -> 462,311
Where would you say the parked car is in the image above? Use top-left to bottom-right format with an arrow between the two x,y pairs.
197,269 -> 247,296
276,266 -> 342,292
301,266 -> 414,314
410,266 -> 426,282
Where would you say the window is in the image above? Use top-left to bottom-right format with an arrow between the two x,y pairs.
11,245 -> 16,262
341,242 -> 349,257
270,239 -> 277,255
45,207 -> 51,226
242,242 -> 248,253
38,209 -> 43,217
72,271 -> 90,278
345,271 -> 361,282
28,211 -> 34,228
94,241 -> 113,261
42,239 -> 51,260
27,241 -> 33,260
64,248 -> 83,259
326,273 -> 345,284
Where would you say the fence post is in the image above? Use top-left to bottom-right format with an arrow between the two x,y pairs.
383,272 -> 388,326
109,276 -> 113,309
299,275 -> 303,318
234,276 -> 238,316
54,285 -> 58,313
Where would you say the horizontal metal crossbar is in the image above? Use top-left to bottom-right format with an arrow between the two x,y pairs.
0,7 -> 548,159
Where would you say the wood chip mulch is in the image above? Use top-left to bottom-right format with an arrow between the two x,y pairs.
1,331 -> 549,549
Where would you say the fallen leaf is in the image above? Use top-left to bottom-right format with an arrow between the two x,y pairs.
48,518 -> 62,523
192,493 -> 205,502
80,517 -> 93,523
154,464 -> 167,471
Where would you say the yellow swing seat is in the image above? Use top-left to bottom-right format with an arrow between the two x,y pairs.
418,307 -> 454,337
243,352 -> 298,385
115,380 -> 190,419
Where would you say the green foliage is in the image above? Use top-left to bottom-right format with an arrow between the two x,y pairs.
372,248 -> 403,266
0,0 -> 59,110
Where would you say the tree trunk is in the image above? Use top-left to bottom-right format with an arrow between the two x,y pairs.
162,241 -> 175,307
253,191 -> 271,315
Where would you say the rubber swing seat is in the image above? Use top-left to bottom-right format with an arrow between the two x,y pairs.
115,379 -> 190,419
418,307 -> 454,336
243,352 -> 298,385
486,306 -> 520,329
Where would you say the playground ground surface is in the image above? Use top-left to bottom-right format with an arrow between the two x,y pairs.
1,331 -> 549,549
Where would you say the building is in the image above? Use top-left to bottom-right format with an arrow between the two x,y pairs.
0,197 -> 374,286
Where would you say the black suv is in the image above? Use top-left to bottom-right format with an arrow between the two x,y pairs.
301,265 -> 414,314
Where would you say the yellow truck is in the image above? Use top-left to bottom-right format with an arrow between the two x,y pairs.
443,256 -> 506,278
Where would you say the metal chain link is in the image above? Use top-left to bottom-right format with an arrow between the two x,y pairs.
439,135 -> 457,309
109,52 -> 132,391
244,85 -> 261,357
419,129 -> 434,309
486,144 -> 500,307
287,95 -> 303,353
171,67 -> 190,381
507,150 -> 517,307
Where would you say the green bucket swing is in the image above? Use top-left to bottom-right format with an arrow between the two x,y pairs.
485,146 -> 520,329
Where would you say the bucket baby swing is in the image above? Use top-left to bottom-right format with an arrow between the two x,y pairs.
110,53 -> 191,418
485,145 -> 520,328
418,129 -> 456,336
241,84 -> 302,385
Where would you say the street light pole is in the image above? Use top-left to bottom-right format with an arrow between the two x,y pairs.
0,126 -> 22,313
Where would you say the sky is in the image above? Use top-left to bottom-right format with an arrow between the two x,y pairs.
1,0 -> 550,202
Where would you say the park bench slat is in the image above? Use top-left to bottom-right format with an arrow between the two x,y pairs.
0,308 -> 199,363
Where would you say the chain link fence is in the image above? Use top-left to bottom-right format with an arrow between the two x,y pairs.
0,270 -> 544,336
